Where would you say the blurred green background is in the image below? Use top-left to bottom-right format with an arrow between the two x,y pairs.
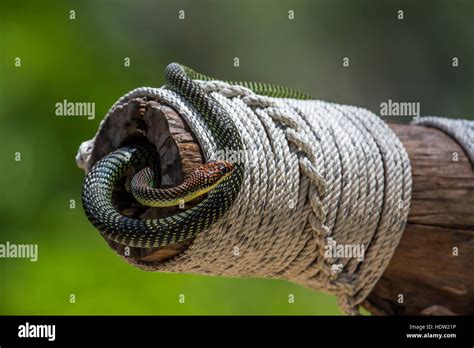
0,0 -> 472,315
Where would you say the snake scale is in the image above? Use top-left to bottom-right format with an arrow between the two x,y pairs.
82,63 -> 310,248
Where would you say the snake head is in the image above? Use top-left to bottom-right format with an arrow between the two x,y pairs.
200,160 -> 236,186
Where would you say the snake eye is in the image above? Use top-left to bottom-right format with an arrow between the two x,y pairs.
219,161 -> 235,174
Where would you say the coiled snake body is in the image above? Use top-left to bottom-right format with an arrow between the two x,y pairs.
82,63 -> 310,248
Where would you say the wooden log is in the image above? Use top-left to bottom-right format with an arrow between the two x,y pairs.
362,124 -> 474,315
87,98 -> 474,315
87,98 -> 201,261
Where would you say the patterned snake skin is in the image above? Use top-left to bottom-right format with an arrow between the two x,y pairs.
81,63 -> 309,248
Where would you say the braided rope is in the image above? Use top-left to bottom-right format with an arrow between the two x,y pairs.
412,116 -> 474,165
78,81 -> 412,314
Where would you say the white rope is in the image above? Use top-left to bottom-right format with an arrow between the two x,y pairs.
77,82 -> 412,315
412,116 -> 474,165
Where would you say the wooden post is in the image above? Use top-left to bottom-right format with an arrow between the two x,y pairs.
362,124 -> 474,315
84,98 -> 474,315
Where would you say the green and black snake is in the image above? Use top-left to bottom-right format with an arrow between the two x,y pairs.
82,63 -> 310,248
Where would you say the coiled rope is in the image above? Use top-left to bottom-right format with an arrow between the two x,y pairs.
78,79 -> 412,314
